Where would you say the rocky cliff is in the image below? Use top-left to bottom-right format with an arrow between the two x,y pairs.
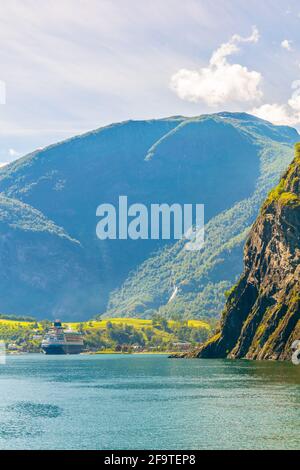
196,143 -> 300,361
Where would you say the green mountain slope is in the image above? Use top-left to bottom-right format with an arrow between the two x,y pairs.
0,196 -> 103,318
0,112 -> 298,319
105,116 -> 298,320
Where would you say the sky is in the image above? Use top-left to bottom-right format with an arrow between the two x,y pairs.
0,0 -> 300,165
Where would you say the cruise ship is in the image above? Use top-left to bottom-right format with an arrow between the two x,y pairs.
41,320 -> 84,355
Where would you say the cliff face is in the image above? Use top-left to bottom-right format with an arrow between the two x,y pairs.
197,143 -> 300,361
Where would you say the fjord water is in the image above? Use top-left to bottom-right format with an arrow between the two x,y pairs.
0,355 -> 299,450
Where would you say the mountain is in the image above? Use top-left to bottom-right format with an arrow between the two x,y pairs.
196,143 -> 300,360
0,195 -> 102,317
0,113 -> 298,320
104,114 -> 298,320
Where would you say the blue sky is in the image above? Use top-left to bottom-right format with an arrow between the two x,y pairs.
0,0 -> 300,165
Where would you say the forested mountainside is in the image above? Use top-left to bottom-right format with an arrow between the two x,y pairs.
0,112 -> 298,320
195,143 -> 300,360
104,115 -> 298,319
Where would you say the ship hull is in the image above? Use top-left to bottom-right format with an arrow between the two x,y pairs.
42,344 -> 83,355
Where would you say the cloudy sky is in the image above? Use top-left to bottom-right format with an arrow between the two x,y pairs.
0,0 -> 300,164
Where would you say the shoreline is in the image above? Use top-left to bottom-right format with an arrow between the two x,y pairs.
7,350 -> 178,356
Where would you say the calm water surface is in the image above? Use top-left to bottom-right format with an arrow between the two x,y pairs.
0,354 -> 299,450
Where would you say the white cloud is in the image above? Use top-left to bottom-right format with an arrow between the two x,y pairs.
288,80 -> 300,112
251,103 -> 295,125
9,148 -> 20,157
281,39 -> 293,51
170,27 -> 262,107
251,80 -> 300,126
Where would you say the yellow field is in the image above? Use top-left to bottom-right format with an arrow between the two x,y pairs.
0,317 -> 210,331
0,319 -> 35,329
65,318 -> 210,331
66,318 -> 154,330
